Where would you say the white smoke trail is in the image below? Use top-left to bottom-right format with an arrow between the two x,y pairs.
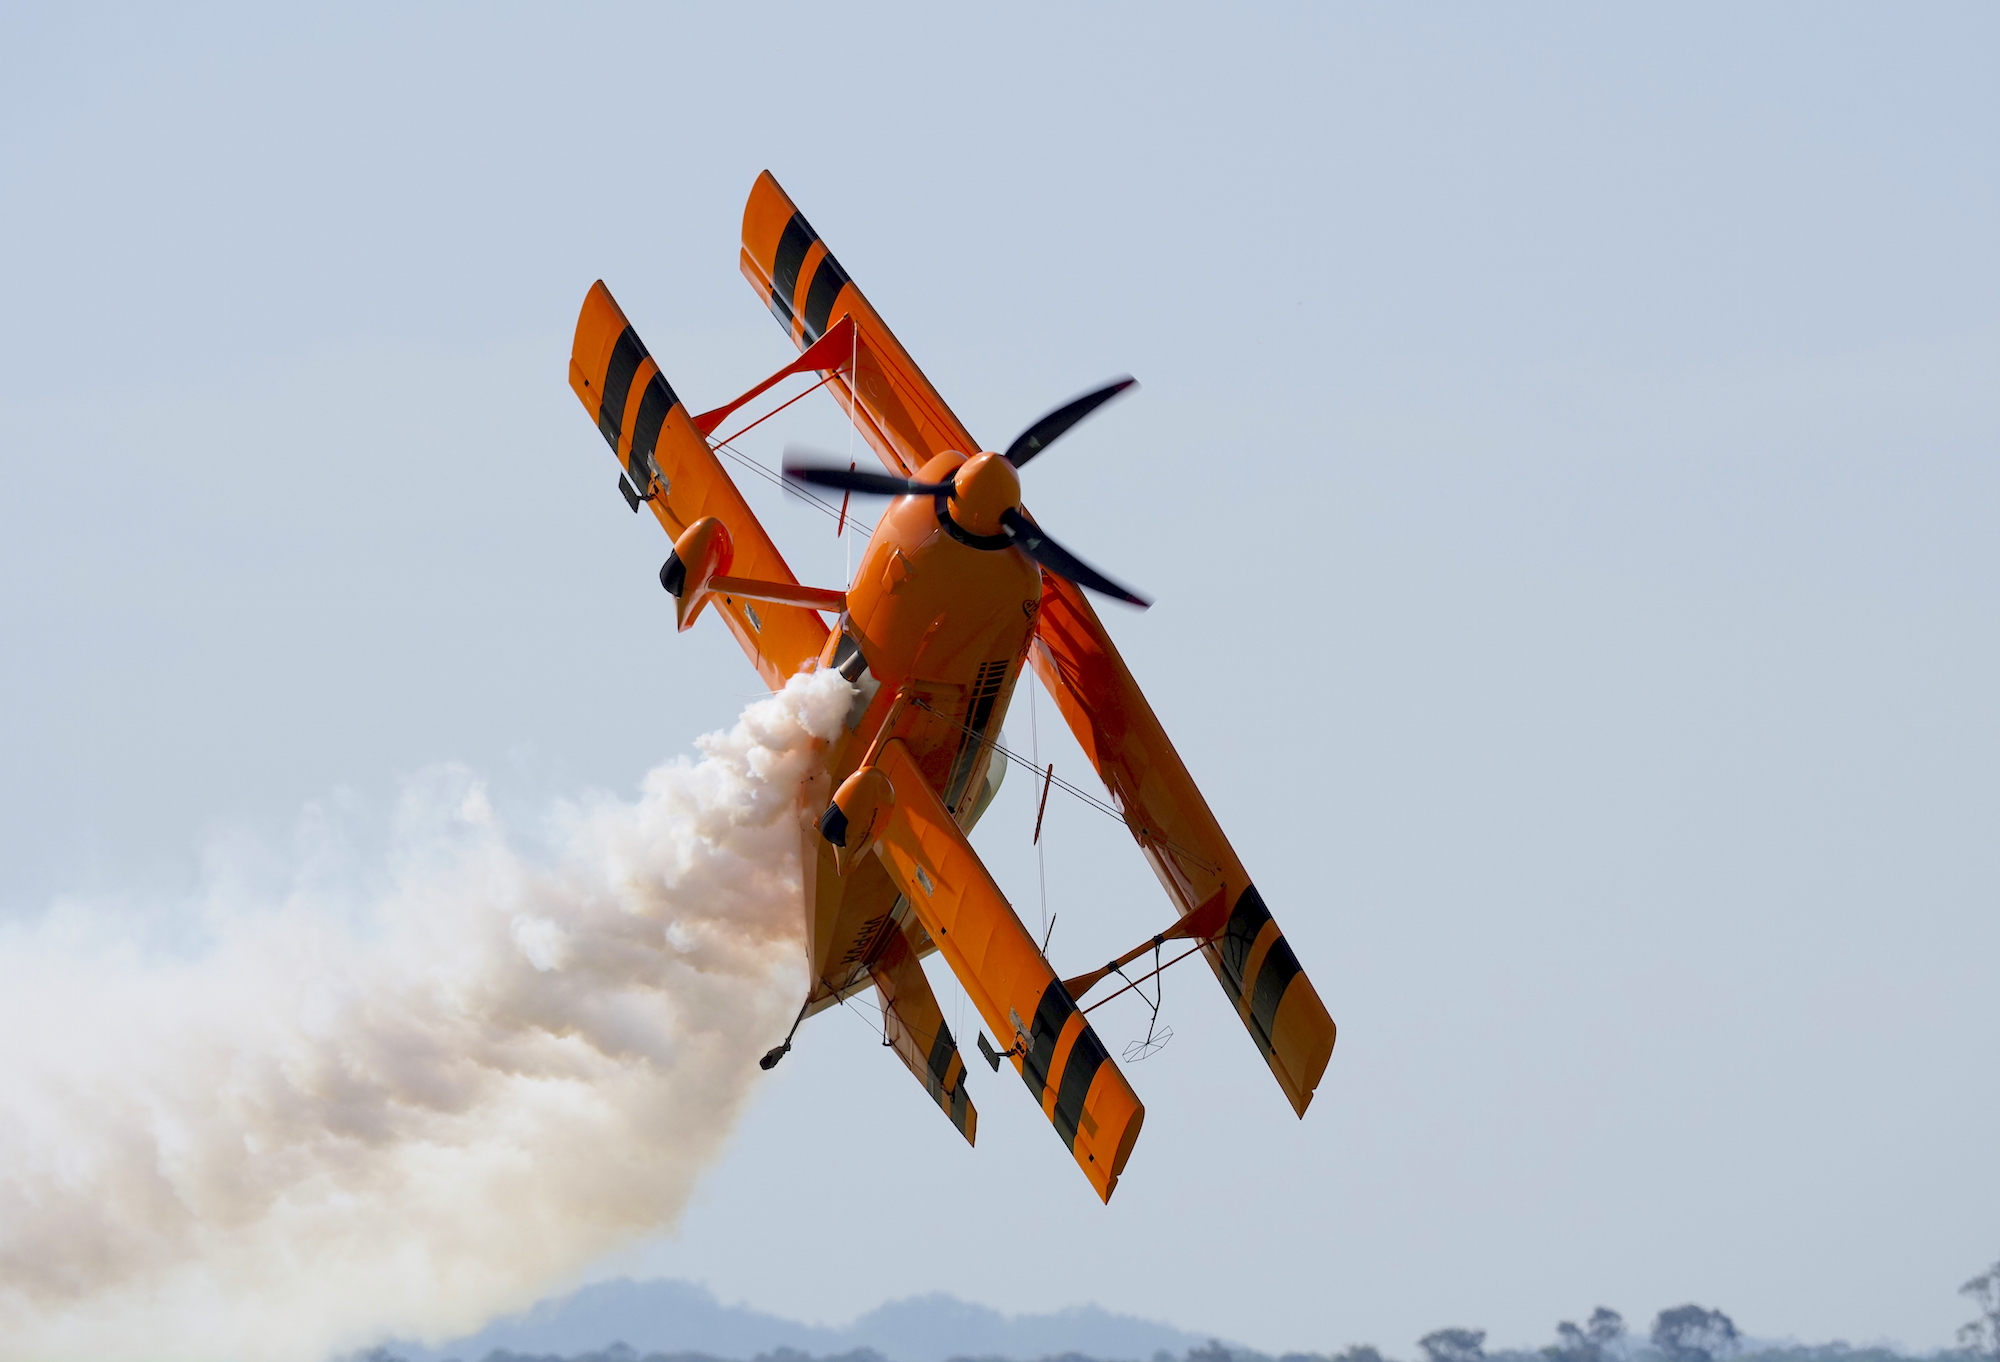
0,669 -> 855,1362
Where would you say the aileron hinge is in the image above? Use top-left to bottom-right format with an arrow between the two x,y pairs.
975,1031 -> 1024,1072
618,473 -> 656,513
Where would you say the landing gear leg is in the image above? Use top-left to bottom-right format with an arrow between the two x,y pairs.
759,997 -> 811,1070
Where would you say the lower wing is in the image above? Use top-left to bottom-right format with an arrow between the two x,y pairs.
870,737 -> 1144,1201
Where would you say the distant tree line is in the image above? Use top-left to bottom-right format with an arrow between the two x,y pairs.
1390,1305 -> 1739,1362
362,1255 -> 2000,1362
1963,1261 -> 2000,1362
1271,1255 -> 2000,1362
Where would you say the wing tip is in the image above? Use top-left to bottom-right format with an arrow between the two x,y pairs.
1078,1071 -> 1145,1203
1271,990 -> 1336,1119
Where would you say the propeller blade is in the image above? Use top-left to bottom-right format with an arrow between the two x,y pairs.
782,453 -> 953,499
999,507 -> 1152,609
1003,376 -> 1137,468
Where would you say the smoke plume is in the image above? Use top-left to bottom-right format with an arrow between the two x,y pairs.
0,669 -> 855,1362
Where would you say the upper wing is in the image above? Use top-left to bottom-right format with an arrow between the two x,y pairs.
569,280 -> 828,689
740,170 -> 978,477
871,737 -> 1144,1202
1029,574 -> 1337,1116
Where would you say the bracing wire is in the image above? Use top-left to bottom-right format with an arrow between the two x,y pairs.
1030,672 -> 1049,942
912,697 -> 1221,875
709,372 -> 839,449
844,324 -> 857,585
1113,939 -> 1174,1062
711,362 -> 1206,1065
710,436 -> 877,539
820,971 -> 978,1108
1084,940 -> 1207,1016
709,388 -> 1210,868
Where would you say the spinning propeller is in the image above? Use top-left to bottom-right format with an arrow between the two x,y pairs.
783,377 -> 1151,609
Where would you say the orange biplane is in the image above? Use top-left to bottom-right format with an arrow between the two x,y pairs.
566,172 -> 1334,1201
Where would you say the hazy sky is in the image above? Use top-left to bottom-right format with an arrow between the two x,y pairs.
2,3 -> 1996,1356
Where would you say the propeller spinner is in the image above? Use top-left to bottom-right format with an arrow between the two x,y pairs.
783,377 -> 1150,609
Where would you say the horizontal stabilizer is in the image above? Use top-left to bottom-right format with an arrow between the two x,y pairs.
869,917 -> 977,1145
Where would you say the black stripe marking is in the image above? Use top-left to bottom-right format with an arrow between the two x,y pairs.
597,326 -> 646,452
1051,1026 -> 1108,1150
1020,979 -> 1074,1099
926,1021 -> 956,1097
950,1071 -> 971,1133
1217,885 -> 1273,1002
627,371 -> 679,493
800,250 -> 851,343
769,212 -> 816,330
1248,934 -> 1301,1056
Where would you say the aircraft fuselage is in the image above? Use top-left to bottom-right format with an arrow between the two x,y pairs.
800,449 -> 1043,1010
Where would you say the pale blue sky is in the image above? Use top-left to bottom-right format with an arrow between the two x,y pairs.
2,3 -> 1996,1354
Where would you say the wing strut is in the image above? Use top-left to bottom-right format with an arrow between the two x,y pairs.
1059,890 -> 1232,1001
693,315 -> 856,437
